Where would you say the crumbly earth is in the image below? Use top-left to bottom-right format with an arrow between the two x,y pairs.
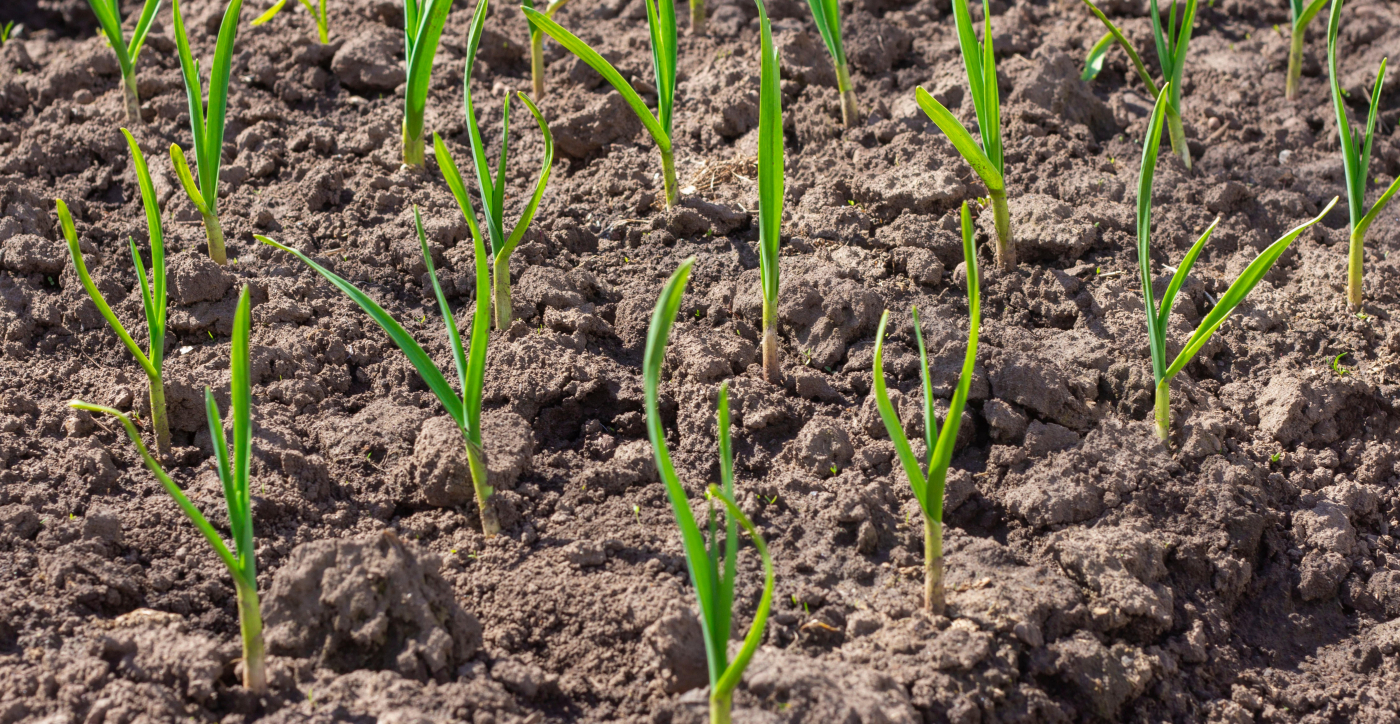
1,0 -> 1399,721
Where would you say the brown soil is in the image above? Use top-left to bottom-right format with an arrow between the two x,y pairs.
2,0 -> 1400,721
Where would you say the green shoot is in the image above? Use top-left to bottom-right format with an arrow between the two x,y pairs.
1285,0 -> 1328,98
1330,352 -> 1350,376
1080,0 -> 1197,169
70,286 -> 265,694
804,0 -> 857,125
871,202 -> 980,614
914,0 -> 1010,271
402,0 -> 455,165
523,0 -> 680,207
252,0 -> 330,43
1327,0 -> 1398,311
756,0 -> 782,383
521,0 -> 574,97
258,206 -> 500,535
169,0 -> 245,266
644,259 -> 775,724
0,21 -> 19,45
1136,87 -> 1338,442
82,0 -> 160,123
449,0 -> 555,331
57,129 -> 170,461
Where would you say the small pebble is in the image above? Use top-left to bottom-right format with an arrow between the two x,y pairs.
1279,149 -> 1293,165
73,89 -> 93,105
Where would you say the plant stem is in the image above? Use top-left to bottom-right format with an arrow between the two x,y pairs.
203,211 -> 227,265
989,190 -> 1014,272
147,375 -> 171,462
236,580 -> 267,694
690,0 -> 706,35
835,61 -> 858,127
531,31 -> 546,97
923,513 -> 944,615
403,120 -> 425,167
660,146 -> 678,208
761,323 -> 779,384
709,689 -> 732,724
493,255 -> 513,330
1286,23 -> 1305,100
1347,226 -> 1364,311
1164,104 -> 1192,170
121,71 -> 142,125
1154,382 -> 1170,443
466,439 -> 501,536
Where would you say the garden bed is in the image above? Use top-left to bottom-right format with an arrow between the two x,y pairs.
1,0 -> 1399,721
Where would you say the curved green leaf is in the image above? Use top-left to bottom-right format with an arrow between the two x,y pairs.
522,7 -> 670,151
1155,216 -> 1219,333
56,200 -> 156,379
1079,0 -> 1162,96
871,310 -> 929,512
501,92 -> 556,261
708,484 -> 774,701
643,258 -> 723,685
1083,31 -> 1114,81
914,87 -> 1004,193
70,400 -> 240,574
256,234 -> 465,426
1164,197 -> 1339,380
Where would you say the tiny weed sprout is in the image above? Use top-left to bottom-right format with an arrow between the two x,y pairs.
914,0 -> 1010,270
1327,0 -> 1398,311
1285,0 -> 1328,98
83,0 -> 160,123
521,0 -> 573,97
258,206 -> 501,536
252,0 -> 330,43
1080,0 -> 1197,169
871,201 -> 980,615
57,129 -> 171,461
169,0 -> 245,266
804,0 -> 857,126
0,21 -> 19,45
401,0 -> 455,166
1136,88 -> 1337,442
70,286 -> 266,694
447,0 -> 555,331
1331,352 -> 1351,377
755,0 -> 783,383
523,0 -> 680,206
644,259 -> 775,724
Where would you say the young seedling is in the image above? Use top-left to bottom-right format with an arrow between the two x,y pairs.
755,0 -> 782,383
1080,0 -> 1197,169
58,129 -> 170,461
523,0 -> 680,206
914,0 -> 1010,270
1326,0 -> 1398,311
70,286 -> 266,694
804,0 -> 857,126
259,206 -> 501,535
0,21 -> 21,45
252,0 -> 330,43
1136,87 -> 1337,442
1285,0 -> 1328,98
870,202 -> 980,614
521,0 -> 574,97
401,0 -> 455,166
644,258 -> 775,724
83,0 -> 161,123
169,0 -> 245,266
450,0 -> 555,331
